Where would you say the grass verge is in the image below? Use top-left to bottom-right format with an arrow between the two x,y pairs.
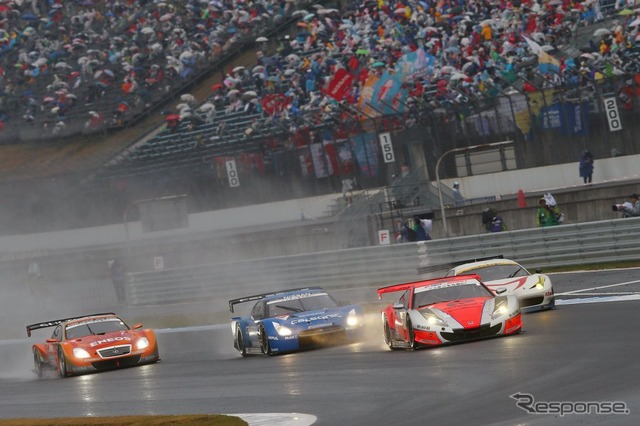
1,415 -> 247,426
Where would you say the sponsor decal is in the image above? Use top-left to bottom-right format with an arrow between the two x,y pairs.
415,280 -> 480,293
308,323 -> 332,329
290,313 -> 341,325
89,336 -> 132,347
67,318 -> 122,329
268,292 -> 328,304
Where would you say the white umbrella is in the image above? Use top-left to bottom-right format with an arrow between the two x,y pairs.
241,91 -> 258,99
180,94 -> 195,103
227,89 -> 240,96
252,65 -> 265,73
255,36 -> 268,42
541,45 -> 555,52
198,103 -> 215,112
629,18 -> 640,27
580,53 -> 596,60
291,10 -> 309,17
232,66 -> 245,73
450,72 -> 469,81
593,28 -> 611,37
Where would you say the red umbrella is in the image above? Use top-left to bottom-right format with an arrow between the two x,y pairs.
211,83 -> 224,90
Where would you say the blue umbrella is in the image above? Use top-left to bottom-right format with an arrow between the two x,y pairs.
21,13 -> 39,20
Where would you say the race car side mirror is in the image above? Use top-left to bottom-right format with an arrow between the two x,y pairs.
46,338 -> 59,343
132,324 -> 143,330
495,288 -> 507,295
392,303 -> 404,310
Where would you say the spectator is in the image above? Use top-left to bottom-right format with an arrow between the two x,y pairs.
579,150 -> 594,184
414,215 -> 433,241
482,208 -> 507,232
110,258 -> 127,304
618,193 -> 640,217
452,181 -> 464,206
536,196 -> 561,227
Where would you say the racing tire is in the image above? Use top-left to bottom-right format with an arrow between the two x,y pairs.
236,326 -> 248,357
57,347 -> 68,378
383,317 -> 398,350
406,319 -> 417,350
259,324 -> 272,356
33,349 -> 43,378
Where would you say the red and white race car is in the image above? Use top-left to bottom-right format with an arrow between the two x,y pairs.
378,275 -> 522,350
445,258 -> 555,312
27,312 -> 159,377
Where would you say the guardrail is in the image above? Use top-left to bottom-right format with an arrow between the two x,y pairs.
126,217 -> 640,306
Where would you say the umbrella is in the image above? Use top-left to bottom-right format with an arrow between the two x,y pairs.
291,10 -> 309,17
593,28 -> 611,37
160,13 -> 174,22
255,36 -> 268,42
355,49 -> 369,55
618,9 -> 634,16
211,83 -> 224,90
285,53 -> 300,62
445,46 -> 461,54
227,89 -> 240,96
629,18 -> 640,27
284,68 -> 297,76
541,45 -> 556,52
241,91 -> 258,100
450,72 -> 469,81
232,66 -> 245,73
372,61 -> 385,67
198,103 -> 215,112
303,13 -> 315,21
181,94 -> 195,103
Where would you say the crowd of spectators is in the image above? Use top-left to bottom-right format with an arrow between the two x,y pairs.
2,0 -> 640,147
0,0 -> 302,140
154,0 -> 640,147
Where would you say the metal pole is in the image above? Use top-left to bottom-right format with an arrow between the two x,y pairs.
436,140 -> 514,237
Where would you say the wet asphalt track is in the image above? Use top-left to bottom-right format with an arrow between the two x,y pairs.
1,269 -> 640,425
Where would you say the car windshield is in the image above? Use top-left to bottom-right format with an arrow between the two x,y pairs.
462,264 -> 529,281
65,318 -> 129,339
267,293 -> 338,317
412,281 -> 492,308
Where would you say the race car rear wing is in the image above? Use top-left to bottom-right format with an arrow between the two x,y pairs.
229,287 -> 324,312
377,275 -> 482,299
26,312 -> 115,337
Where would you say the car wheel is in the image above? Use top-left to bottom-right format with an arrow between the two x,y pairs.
406,319 -> 416,350
259,324 -> 272,356
236,326 -> 248,357
33,349 -> 43,378
383,316 -> 396,350
57,347 -> 68,377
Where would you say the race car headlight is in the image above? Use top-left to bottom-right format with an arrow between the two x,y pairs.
421,312 -> 447,327
137,337 -> 150,350
72,348 -> 91,359
346,309 -> 359,327
491,304 -> 509,319
273,323 -> 292,336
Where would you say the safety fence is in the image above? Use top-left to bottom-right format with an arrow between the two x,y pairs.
126,217 -> 640,306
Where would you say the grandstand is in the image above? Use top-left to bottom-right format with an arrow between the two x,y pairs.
1,0 -> 640,239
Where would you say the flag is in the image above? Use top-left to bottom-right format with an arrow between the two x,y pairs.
324,68 -> 354,101
523,37 -> 560,74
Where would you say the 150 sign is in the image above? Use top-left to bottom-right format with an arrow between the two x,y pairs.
603,97 -> 622,132
378,132 -> 396,163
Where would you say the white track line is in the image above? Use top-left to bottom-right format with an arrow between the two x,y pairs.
557,279 -> 640,295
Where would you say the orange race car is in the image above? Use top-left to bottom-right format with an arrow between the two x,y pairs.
27,312 -> 159,378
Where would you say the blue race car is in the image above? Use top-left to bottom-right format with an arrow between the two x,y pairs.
229,287 -> 364,356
